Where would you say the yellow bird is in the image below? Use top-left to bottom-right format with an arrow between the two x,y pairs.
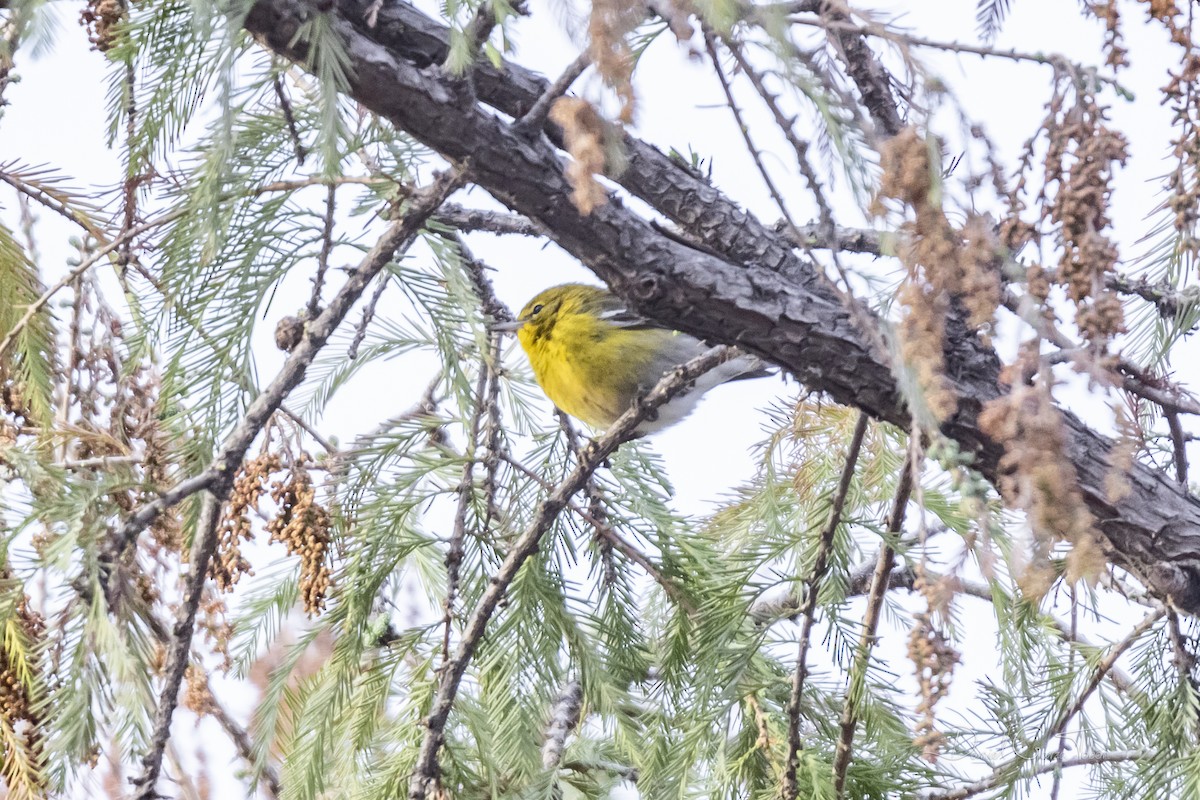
499,283 -> 769,434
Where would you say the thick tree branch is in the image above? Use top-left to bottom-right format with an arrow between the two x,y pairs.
244,0 -> 1200,616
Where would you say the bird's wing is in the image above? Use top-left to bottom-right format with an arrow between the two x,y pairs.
591,295 -> 664,330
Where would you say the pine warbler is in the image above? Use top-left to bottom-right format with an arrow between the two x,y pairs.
499,283 -> 769,433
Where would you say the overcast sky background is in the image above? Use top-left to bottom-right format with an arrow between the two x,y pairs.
0,1 -> 1194,797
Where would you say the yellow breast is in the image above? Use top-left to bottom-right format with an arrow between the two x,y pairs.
518,310 -> 658,429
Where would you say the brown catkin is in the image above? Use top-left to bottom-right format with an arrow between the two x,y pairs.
266,463 -> 333,615
212,453 -> 282,591
549,98 -> 610,216
874,128 -> 1002,421
978,381 -> 1105,593
906,567 -> 960,762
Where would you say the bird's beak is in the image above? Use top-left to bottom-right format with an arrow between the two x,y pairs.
491,319 -> 524,333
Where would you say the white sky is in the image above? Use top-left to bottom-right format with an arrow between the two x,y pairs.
1,1 -> 1195,797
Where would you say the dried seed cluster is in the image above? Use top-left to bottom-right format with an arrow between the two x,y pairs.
266,461 -> 333,615
0,596 -> 43,727
586,0 -> 643,125
80,0 -> 125,52
183,663 -> 216,717
979,381 -> 1105,596
1043,93 -> 1128,349
1145,0 -> 1200,251
0,592 -> 46,789
873,128 -> 1002,420
115,366 -> 178,549
214,453 -> 333,614
1005,78 -> 1129,356
549,98 -> 610,216
906,568 -> 959,762
199,594 -> 236,673
212,453 -> 282,592
1092,1 -> 1127,68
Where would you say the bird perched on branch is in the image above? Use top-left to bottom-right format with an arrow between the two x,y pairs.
498,283 -> 770,434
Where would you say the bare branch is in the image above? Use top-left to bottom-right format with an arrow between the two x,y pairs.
346,273 -> 389,360
273,72 -> 308,165
131,493 -> 223,799
816,1 -> 904,137
922,749 -> 1154,800
541,680 -> 583,770
309,183 -> 336,317
442,349 -> 492,667
705,32 -> 804,240
138,587 -> 283,798
433,204 -> 542,237
720,33 -> 841,246
1167,410 -> 1189,485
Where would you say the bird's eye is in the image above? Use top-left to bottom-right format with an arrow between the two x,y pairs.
531,303 -> 544,316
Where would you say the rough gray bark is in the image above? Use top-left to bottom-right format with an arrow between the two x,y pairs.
243,0 -> 1200,612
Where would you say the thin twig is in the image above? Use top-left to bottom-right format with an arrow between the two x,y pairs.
406,345 -> 743,800
1165,609 -> 1200,740
1049,590 -> 1077,800
442,357 -> 492,667
721,34 -> 840,248
453,233 -> 512,530
139,589 -> 283,797
278,405 -> 338,455
273,72 -> 308,165
921,750 -> 1153,800
783,411 -> 869,800
433,204 -> 542,237
131,493 -> 222,798
831,447 -> 915,798
0,166 -> 109,243
705,32 -> 804,243
792,14 -> 1103,74
1004,289 -> 1200,416
347,273 -> 389,360
208,692 -> 282,798
926,607 -> 1165,800
120,55 -> 139,272
1166,410 -> 1188,485
309,183 -> 336,317
499,452 -> 697,613
514,51 -> 591,135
